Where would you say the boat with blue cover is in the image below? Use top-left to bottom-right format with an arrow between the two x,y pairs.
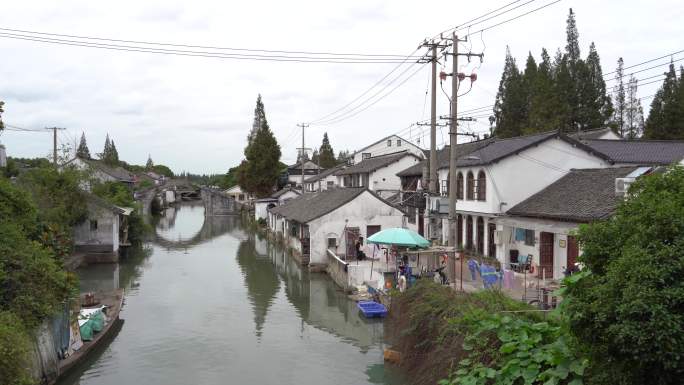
357,301 -> 388,318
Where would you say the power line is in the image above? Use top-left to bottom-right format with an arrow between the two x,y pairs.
464,0 -> 563,38
313,63 -> 428,126
0,26 -> 419,59
431,0 -> 528,40
0,32 -> 413,64
605,49 -> 684,76
605,56 -> 684,80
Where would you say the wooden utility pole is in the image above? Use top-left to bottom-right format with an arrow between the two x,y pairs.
430,45 -> 438,193
47,127 -> 65,165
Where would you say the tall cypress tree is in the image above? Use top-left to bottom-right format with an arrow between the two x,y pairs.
76,132 -> 91,159
528,49 -> 559,132
108,140 -> 119,166
146,155 -> 154,170
236,95 -> 282,197
612,57 -> 627,137
578,42 -> 613,130
0,100 -> 4,133
644,63 -> 680,139
318,132 -> 336,169
493,47 -> 526,138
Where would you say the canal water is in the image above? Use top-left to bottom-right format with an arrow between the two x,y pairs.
60,202 -> 405,385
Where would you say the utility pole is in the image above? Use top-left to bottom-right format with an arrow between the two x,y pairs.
446,33 -> 483,253
297,123 -> 309,192
420,40 -> 448,194
46,127 -> 66,165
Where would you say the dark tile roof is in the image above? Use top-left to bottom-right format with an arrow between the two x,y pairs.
288,160 -> 323,170
570,127 -> 615,140
397,138 -> 495,177
269,188 -> 368,223
271,187 -> 301,198
457,132 -> 563,167
506,167 -> 642,222
304,165 -> 344,183
582,139 -> 684,165
336,151 -> 417,176
80,158 -> 134,183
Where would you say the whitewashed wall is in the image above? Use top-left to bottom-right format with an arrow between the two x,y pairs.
436,138 -> 612,215
307,191 -> 407,265
352,135 -> 424,164
370,155 -> 421,192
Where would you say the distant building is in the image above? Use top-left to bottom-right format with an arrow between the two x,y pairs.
287,160 -> 324,187
350,134 -> 424,164
224,185 -> 254,204
73,194 -> 132,257
254,187 -> 301,221
64,157 -> 135,188
304,165 -> 344,192
335,150 -> 421,199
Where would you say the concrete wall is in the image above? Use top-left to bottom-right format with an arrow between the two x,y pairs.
73,202 -> 119,253
202,188 -> 239,216
0,143 -> 6,167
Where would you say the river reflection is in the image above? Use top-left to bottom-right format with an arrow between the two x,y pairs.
61,203 -> 404,385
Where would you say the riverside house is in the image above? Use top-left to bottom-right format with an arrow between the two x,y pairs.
267,187 -> 409,266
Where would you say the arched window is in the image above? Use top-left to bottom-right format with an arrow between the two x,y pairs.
456,172 -> 464,199
477,170 -> 487,201
466,172 -> 475,200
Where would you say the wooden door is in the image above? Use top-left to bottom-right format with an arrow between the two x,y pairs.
418,212 -> 424,236
457,215 -> 463,248
466,216 -> 473,250
345,227 -> 360,259
488,223 -> 496,258
539,232 -> 554,279
567,236 -> 578,268
476,217 -> 484,255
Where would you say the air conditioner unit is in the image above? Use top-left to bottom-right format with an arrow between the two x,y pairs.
615,177 -> 634,197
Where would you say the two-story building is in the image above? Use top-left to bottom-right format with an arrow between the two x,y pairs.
350,134 -> 424,164
65,157 -> 135,188
335,151 -> 422,199
303,165 -> 344,192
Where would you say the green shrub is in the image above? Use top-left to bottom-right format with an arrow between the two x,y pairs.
0,311 -> 34,385
563,166 -> 684,384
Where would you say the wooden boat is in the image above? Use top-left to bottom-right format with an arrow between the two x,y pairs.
55,288 -> 125,380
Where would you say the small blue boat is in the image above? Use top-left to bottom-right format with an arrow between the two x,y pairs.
357,301 -> 388,318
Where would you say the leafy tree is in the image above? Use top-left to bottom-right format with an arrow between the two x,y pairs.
76,132 -> 91,159
0,100 -> 5,133
151,164 -> 174,177
92,181 -> 149,243
99,133 -> 119,165
0,311 -> 33,385
612,57 -> 627,137
564,166 -> 684,384
625,76 -> 644,139
145,155 -> 154,170
236,96 -> 282,197
644,63 -> 683,139
311,149 -> 319,165
318,132 -> 336,168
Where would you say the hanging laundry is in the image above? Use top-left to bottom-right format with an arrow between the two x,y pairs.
503,269 -> 514,289
467,259 -> 479,281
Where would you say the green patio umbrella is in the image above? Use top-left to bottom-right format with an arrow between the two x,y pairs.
367,228 -> 430,248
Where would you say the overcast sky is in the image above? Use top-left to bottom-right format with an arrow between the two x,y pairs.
1,0 -> 682,174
